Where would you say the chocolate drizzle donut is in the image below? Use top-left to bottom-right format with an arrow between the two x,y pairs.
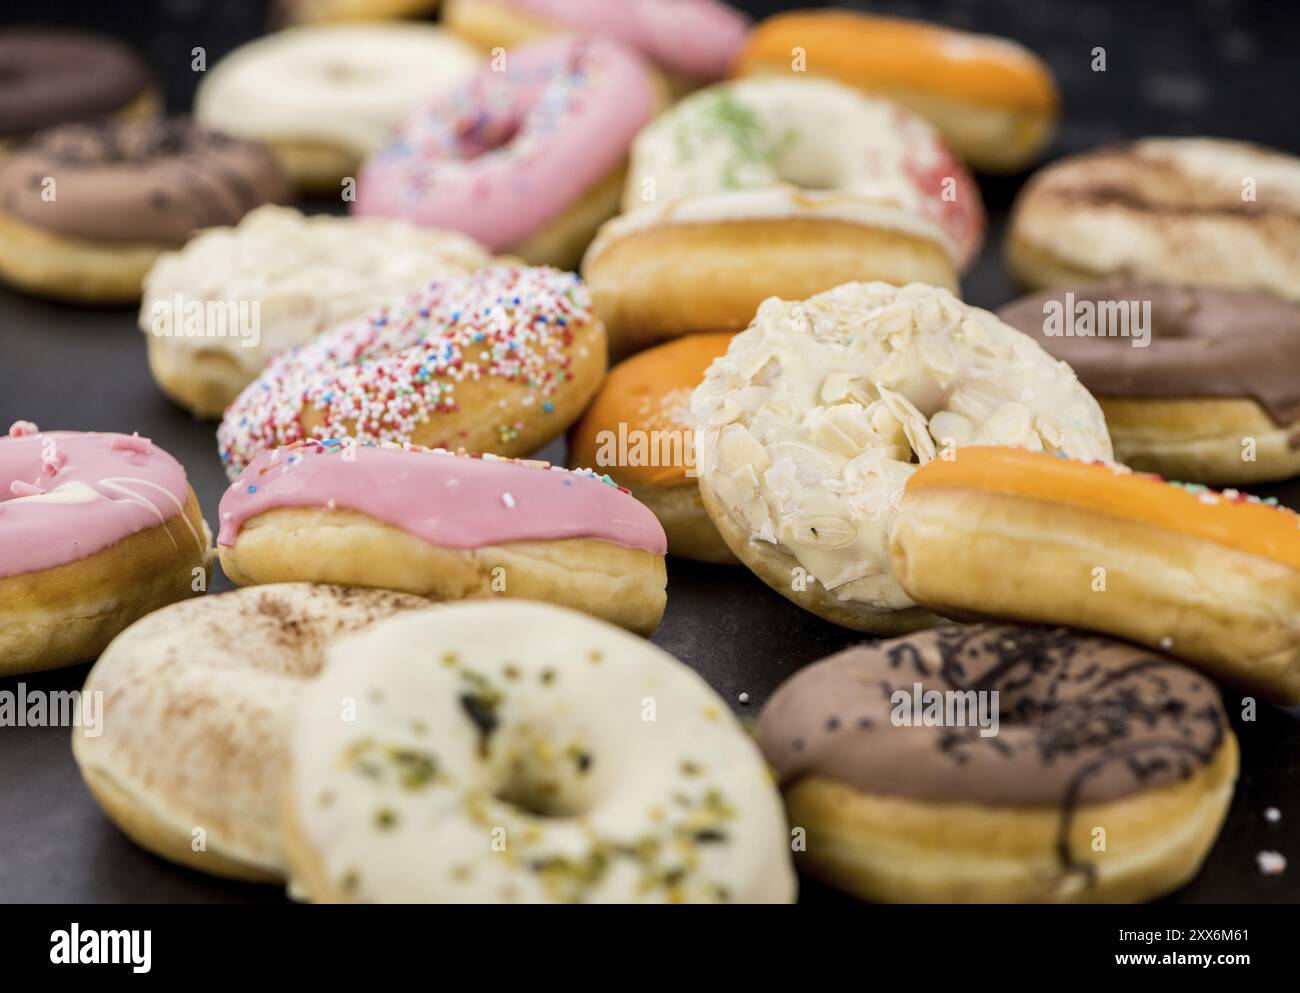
998,283 -> 1300,482
0,118 -> 289,246
0,29 -> 154,139
757,625 -> 1236,902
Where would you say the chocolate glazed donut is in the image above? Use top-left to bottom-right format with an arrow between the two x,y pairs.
0,30 -> 155,140
0,117 -> 289,302
998,283 -> 1300,484
756,625 -> 1238,903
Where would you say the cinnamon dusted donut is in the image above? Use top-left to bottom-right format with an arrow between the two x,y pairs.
583,78 -> 984,357
72,584 -> 433,882
997,283 -> 1300,483
443,0 -> 749,96
1007,138 -> 1300,301
889,446 -> 1300,702
217,266 -> 606,479
218,441 -> 667,635
756,625 -> 1237,903
0,118 -> 288,303
0,421 -> 211,677
735,11 -> 1059,172
283,601 -> 795,903
140,206 -> 495,419
691,282 -> 1111,634
0,29 -> 157,143
568,333 -> 737,564
196,24 -> 480,192
355,35 -> 661,271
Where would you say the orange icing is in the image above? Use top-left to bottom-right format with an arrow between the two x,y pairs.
905,446 -> 1300,569
736,11 -> 1059,112
568,332 -> 733,488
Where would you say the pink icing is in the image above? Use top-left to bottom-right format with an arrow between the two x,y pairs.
496,0 -> 749,79
354,36 -> 657,251
0,429 -> 195,579
218,441 -> 667,555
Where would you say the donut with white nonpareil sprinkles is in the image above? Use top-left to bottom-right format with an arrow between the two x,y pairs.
217,265 -> 607,479
218,440 -> 667,635
0,421 -> 212,676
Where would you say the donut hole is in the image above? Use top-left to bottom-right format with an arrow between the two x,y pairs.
456,117 -> 523,161
487,725 -> 596,820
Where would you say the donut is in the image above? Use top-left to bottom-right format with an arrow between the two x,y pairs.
568,332 -> 737,564
277,0 -> 440,24
0,422 -> 211,677
217,266 -> 606,479
691,282 -> 1111,634
442,0 -> 749,96
195,24 -> 481,192
997,283 -> 1300,484
72,584 -> 432,882
0,29 -> 157,143
1007,138 -> 1300,301
218,440 -> 668,635
0,118 -> 288,304
756,625 -> 1237,903
583,78 -> 985,358
354,36 -> 660,271
734,11 -> 1059,173
888,446 -> 1300,703
282,600 -> 796,903
139,206 -> 495,419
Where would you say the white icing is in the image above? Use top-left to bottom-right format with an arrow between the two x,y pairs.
195,24 -> 481,155
140,206 -> 494,376
3,481 -> 98,505
288,602 -> 795,903
691,281 -> 1113,610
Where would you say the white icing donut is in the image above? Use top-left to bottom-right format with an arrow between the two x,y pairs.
284,601 -> 796,903
71,584 -> 434,881
691,281 -> 1112,626
139,206 -> 494,415
595,77 -> 984,269
195,24 -> 481,159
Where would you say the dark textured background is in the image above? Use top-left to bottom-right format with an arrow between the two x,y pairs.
0,0 -> 1297,904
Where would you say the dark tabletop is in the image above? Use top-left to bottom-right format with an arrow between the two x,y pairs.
0,0 -> 1297,904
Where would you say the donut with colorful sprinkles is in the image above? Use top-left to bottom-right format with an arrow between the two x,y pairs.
889,446 -> 1300,702
217,265 -> 607,480
218,440 -> 668,635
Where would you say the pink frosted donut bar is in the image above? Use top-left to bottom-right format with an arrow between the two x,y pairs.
219,440 -> 667,555
216,266 -> 608,480
1,421 -> 199,578
486,0 -> 748,81
354,35 -> 657,256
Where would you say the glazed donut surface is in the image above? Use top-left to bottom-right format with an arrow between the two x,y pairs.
72,584 -> 433,881
283,601 -> 795,903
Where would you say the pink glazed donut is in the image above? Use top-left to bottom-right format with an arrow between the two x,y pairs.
0,421 -> 211,676
217,440 -> 668,635
353,35 -> 660,270
443,0 -> 750,91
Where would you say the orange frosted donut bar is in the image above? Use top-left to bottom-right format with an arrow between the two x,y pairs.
734,11 -> 1059,172
889,446 -> 1300,701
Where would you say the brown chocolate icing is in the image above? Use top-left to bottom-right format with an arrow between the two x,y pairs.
0,117 -> 289,245
996,283 -> 1300,425
757,625 -> 1226,810
0,30 -> 153,138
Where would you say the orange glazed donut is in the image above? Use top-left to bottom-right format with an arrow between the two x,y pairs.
888,446 -> 1300,702
734,10 -> 1059,173
568,332 -> 736,564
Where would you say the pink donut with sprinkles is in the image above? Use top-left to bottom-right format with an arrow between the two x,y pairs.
218,440 -> 668,635
217,265 -> 608,480
353,35 -> 660,270
443,0 -> 750,85
1,422 -> 211,676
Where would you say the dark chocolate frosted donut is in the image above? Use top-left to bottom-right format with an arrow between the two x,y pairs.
0,29 -> 153,139
997,283 -> 1300,426
757,624 -> 1228,810
0,117 -> 290,246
